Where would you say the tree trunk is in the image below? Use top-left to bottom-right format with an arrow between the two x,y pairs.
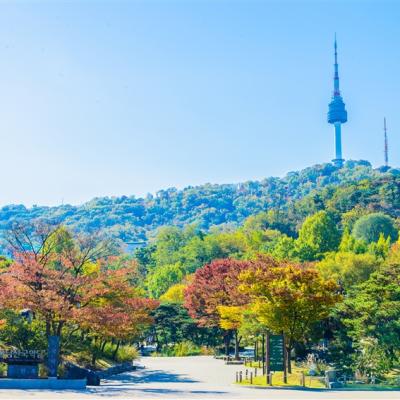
112,340 -> 121,360
91,351 -> 97,367
223,332 -> 231,356
234,331 -> 241,360
283,345 -> 288,383
261,334 -> 265,370
47,335 -> 61,377
101,340 -> 107,352
287,345 -> 292,373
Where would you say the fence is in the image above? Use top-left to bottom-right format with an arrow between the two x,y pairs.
235,368 -> 326,388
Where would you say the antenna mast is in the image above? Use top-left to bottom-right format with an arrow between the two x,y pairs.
384,117 -> 389,167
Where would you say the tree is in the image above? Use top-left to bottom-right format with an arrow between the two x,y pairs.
0,223 -> 155,371
159,283 -> 186,304
339,227 -> 367,254
184,259 -> 250,358
317,251 -> 380,291
354,338 -> 391,378
270,235 -> 298,261
240,256 -> 341,372
296,211 -> 340,261
146,263 -> 185,298
217,305 -> 245,359
342,262 -> 400,365
152,304 -> 196,351
352,212 -> 398,244
76,267 -> 158,365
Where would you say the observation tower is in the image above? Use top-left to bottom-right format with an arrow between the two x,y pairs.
327,36 -> 347,168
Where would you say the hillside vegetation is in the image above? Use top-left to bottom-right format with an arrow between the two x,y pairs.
0,160 -> 398,251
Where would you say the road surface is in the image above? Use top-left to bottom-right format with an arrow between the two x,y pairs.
0,356 -> 398,399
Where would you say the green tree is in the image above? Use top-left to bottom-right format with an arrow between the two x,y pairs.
296,211 -> 340,260
352,212 -> 398,244
354,338 -> 391,377
339,227 -> 367,254
271,235 -> 298,261
317,252 -> 380,290
146,263 -> 184,298
343,262 -> 400,365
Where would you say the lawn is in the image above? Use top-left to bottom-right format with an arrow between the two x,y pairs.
237,366 -> 326,389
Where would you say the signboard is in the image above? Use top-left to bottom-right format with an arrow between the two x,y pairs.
269,334 -> 284,372
0,350 -> 45,379
0,349 -> 45,363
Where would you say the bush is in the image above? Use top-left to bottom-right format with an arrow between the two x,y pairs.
116,345 -> 139,362
102,343 -> 139,362
154,341 -> 202,357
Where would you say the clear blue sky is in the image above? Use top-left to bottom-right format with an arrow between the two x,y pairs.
0,0 -> 399,206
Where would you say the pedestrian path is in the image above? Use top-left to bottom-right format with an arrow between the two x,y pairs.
0,356 -> 398,399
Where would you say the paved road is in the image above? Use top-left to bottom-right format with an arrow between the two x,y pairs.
0,356 -> 399,399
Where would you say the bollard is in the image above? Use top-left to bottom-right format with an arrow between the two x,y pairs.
254,367 -> 257,377
250,372 -> 253,385
267,373 -> 272,386
258,360 -> 261,368
235,372 -> 238,383
239,371 -> 242,383
301,372 -> 305,387
245,369 -> 248,380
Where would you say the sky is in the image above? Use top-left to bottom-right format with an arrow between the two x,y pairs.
0,0 -> 399,207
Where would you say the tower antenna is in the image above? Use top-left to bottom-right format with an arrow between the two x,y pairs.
384,117 -> 389,167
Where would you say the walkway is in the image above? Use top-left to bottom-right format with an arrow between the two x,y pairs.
0,356 -> 398,399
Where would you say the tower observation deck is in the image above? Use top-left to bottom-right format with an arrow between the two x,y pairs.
327,36 -> 347,167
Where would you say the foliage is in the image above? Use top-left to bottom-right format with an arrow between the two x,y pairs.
184,259 -> 250,328
342,262 -> 400,366
353,338 -> 391,377
146,263 -> 185,298
217,305 -> 244,332
0,162 -> 397,254
155,341 -> 203,357
240,257 -> 341,359
159,283 -> 186,304
317,251 -> 380,290
296,211 -> 340,261
352,212 -> 398,244
0,223 -> 157,369
152,303 -> 220,351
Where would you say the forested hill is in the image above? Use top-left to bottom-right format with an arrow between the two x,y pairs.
0,160 -> 399,248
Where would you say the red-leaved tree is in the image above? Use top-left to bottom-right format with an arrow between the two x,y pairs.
184,258 -> 250,358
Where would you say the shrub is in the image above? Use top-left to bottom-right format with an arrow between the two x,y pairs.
154,341 -> 202,357
116,345 -> 139,362
102,343 -> 139,362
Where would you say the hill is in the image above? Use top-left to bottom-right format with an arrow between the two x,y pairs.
0,160 -> 399,251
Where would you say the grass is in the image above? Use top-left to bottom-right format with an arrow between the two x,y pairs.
237,364 -> 400,391
237,365 -> 326,389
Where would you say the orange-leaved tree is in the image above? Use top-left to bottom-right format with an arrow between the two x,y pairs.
240,256 -> 341,372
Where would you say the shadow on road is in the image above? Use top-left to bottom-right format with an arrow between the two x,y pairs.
82,368 -> 226,397
106,369 -> 199,384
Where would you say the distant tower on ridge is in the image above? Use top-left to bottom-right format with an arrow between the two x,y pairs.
327,35 -> 347,168
384,117 -> 389,168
